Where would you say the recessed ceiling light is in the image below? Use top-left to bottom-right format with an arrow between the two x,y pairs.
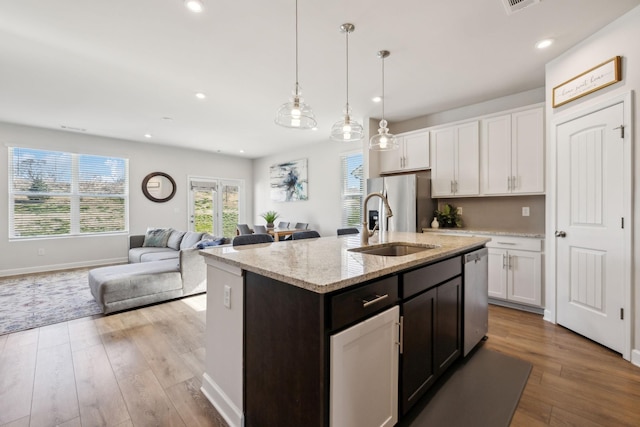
185,0 -> 204,13
144,133 -> 152,138
372,96 -> 382,103
535,39 -> 553,49
195,92 -> 206,99
312,127 -> 318,131
239,149 -> 245,153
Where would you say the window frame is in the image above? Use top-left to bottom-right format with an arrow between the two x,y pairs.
8,147 -> 129,240
340,150 -> 364,229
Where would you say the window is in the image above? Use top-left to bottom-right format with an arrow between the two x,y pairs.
189,177 -> 244,239
9,147 -> 128,238
340,151 -> 364,228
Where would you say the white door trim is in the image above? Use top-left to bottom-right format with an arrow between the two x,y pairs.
545,91 -> 633,361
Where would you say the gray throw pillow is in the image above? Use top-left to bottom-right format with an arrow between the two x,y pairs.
167,230 -> 186,250
143,228 -> 173,248
180,231 -> 204,250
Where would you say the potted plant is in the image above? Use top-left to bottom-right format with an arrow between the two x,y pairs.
434,203 -> 462,228
260,210 -> 279,228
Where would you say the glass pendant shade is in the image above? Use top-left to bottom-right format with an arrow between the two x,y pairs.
275,0 -> 316,130
330,105 -> 364,141
275,84 -> 317,129
369,119 -> 399,150
369,50 -> 399,151
330,23 -> 363,142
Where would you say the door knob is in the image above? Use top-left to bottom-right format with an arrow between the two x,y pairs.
555,231 -> 566,238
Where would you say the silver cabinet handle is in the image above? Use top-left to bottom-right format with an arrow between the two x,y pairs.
508,255 -> 512,270
507,176 -> 511,190
362,293 -> 389,308
496,241 -> 516,245
502,254 -> 507,269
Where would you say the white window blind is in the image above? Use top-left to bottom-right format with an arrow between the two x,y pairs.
9,147 -> 129,238
340,151 -> 364,228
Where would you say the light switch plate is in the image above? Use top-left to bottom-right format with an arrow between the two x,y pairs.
522,207 -> 530,217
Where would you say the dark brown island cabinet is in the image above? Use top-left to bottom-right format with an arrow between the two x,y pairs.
243,253 -> 468,426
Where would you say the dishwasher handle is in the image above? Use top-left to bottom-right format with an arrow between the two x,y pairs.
464,247 -> 488,264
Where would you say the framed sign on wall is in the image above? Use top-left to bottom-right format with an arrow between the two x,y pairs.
552,56 -> 622,108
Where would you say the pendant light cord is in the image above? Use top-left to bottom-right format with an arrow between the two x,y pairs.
381,55 -> 385,121
295,0 -> 299,91
345,28 -> 350,109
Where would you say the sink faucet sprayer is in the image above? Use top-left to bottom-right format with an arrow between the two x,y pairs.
362,192 -> 393,245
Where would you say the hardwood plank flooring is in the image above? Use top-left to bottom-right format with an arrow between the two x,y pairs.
486,305 -> 640,426
1,294 -> 640,426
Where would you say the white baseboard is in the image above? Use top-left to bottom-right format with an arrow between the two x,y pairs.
631,350 -> 640,368
201,373 -> 243,427
0,257 -> 127,278
543,309 -> 556,324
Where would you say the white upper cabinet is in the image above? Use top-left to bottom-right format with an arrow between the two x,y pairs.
481,106 -> 544,195
380,130 -> 429,174
430,121 -> 479,197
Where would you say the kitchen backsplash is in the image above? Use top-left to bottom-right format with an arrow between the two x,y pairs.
434,195 -> 545,234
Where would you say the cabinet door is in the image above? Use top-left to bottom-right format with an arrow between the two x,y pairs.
379,144 -> 403,174
431,127 -> 456,197
507,249 -> 542,306
487,248 -> 507,300
401,288 -> 436,415
454,121 -> 480,196
330,306 -> 399,427
435,277 -> 462,376
512,107 -> 544,194
481,114 -> 512,195
403,131 -> 430,170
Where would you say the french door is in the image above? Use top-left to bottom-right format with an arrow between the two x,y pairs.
188,177 -> 244,239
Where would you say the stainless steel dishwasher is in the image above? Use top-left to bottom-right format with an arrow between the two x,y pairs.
463,247 -> 489,356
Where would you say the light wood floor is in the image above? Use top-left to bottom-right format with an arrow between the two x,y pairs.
1,297 -> 639,426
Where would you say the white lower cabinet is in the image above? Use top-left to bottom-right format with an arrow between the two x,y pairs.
330,305 -> 399,427
486,237 -> 543,307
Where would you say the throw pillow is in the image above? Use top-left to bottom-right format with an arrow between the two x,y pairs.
195,238 -> 226,249
143,227 -> 173,248
167,230 -> 186,250
180,231 -> 204,250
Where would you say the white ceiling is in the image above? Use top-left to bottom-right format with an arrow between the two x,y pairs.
1,0 -> 638,159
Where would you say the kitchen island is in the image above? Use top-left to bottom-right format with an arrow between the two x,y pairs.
199,231 -> 490,427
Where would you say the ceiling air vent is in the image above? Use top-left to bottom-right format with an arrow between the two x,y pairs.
501,0 -> 540,15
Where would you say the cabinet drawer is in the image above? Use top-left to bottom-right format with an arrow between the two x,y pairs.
403,256 -> 461,299
331,276 -> 399,330
485,236 -> 542,251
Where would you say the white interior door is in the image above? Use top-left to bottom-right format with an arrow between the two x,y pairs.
555,102 -> 626,354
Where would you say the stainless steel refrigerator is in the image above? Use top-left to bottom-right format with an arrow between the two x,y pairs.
365,172 -> 435,233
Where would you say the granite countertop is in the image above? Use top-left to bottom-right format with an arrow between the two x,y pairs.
422,228 -> 545,239
199,231 -> 490,294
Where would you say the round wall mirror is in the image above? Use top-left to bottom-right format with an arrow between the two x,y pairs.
142,172 -> 176,203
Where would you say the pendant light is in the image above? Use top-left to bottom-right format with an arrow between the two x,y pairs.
369,50 -> 398,151
275,0 -> 317,129
330,23 -> 364,142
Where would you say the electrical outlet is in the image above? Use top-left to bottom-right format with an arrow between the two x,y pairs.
37,248 -> 45,256
223,285 -> 231,308
456,207 -> 463,215
522,207 -> 530,217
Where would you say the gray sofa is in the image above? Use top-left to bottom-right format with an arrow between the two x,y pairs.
89,230 -> 228,314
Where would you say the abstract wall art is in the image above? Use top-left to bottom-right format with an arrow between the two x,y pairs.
270,158 -> 308,202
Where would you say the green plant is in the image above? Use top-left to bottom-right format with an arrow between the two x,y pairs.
260,210 -> 279,225
435,203 -> 462,228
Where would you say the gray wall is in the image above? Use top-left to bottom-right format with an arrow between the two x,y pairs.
252,138 -> 364,237
0,122 -> 253,275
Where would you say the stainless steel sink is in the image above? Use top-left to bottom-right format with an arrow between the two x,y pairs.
348,242 -> 439,257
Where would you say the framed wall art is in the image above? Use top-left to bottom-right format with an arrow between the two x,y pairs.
552,56 -> 621,108
270,158 -> 308,202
